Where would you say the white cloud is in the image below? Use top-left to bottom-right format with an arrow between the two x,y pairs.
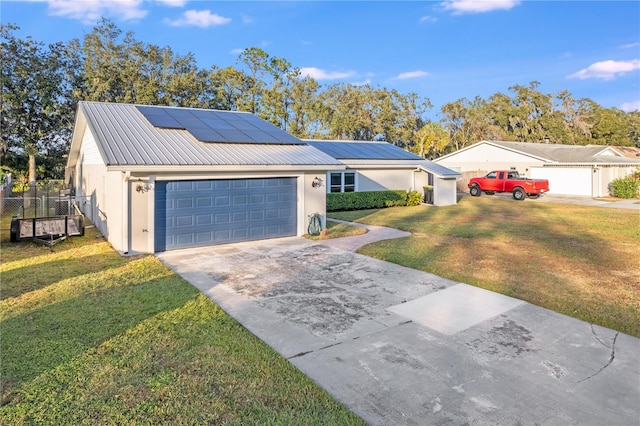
157,0 -> 187,7
45,0 -> 147,24
242,14 -> 254,24
420,15 -> 437,23
393,70 -> 429,80
166,10 -> 231,27
568,59 -> 640,80
230,48 -> 244,55
441,0 -> 521,14
619,42 -> 640,49
352,79 -> 372,86
300,67 -> 356,80
620,100 -> 640,112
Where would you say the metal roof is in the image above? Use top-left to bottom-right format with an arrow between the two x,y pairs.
306,139 -> 423,160
77,102 -> 342,167
305,139 -> 461,178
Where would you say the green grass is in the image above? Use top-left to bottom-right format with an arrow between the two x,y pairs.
0,225 -> 364,425
330,197 -> 640,337
304,220 -> 367,240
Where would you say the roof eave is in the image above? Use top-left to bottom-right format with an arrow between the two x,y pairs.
107,164 -> 346,173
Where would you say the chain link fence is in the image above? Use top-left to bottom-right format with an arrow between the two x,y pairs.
1,180 -> 76,218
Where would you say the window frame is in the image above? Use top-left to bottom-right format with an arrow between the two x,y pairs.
328,171 -> 357,193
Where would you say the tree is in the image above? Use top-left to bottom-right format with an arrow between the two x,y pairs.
287,75 -> 320,138
440,97 -> 496,152
206,65 -> 251,110
591,107 -> 632,146
81,18 -> 207,108
237,47 -> 270,114
1,24 -> 73,182
411,122 -> 450,159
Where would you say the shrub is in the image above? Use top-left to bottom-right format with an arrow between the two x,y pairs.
610,176 -> 640,199
327,190 -> 409,211
406,190 -> 423,206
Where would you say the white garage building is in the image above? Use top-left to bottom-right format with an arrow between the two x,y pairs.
434,140 -> 640,197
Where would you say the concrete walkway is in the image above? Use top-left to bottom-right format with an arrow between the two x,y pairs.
470,192 -> 640,210
319,219 -> 410,251
158,228 -> 640,425
531,193 -> 640,210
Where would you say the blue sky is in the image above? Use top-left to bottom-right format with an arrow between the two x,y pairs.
3,0 -> 639,118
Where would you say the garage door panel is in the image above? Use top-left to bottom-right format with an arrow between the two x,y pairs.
531,167 -> 591,196
196,197 -> 212,207
233,195 -> 248,205
196,215 -> 211,225
215,196 -> 229,206
155,178 -> 297,251
195,181 -> 213,190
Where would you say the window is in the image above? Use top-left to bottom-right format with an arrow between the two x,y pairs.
344,172 -> 355,192
329,172 -> 356,193
427,172 -> 434,186
486,171 -> 497,179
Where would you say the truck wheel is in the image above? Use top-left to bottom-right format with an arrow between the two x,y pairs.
469,184 -> 481,197
512,187 -> 526,201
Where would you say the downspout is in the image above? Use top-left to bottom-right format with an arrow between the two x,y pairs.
122,171 -> 131,255
412,167 -> 421,191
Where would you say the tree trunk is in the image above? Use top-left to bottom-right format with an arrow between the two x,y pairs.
29,154 -> 36,184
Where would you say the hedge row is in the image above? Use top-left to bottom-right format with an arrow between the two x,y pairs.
327,190 -> 422,211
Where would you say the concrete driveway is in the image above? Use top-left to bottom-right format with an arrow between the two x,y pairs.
158,232 -> 640,425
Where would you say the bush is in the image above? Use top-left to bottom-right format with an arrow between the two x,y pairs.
327,190 -> 410,211
610,176 -> 640,199
406,190 -> 423,206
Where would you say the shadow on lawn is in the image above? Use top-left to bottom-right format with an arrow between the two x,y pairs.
1,252 -> 131,300
0,272 -> 198,404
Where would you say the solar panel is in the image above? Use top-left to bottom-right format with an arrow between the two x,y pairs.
188,127 -> 225,143
200,118 -> 236,130
229,120 -> 260,131
135,105 -> 303,144
308,141 -> 422,160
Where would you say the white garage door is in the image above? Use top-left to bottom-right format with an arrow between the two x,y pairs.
530,167 -> 592,196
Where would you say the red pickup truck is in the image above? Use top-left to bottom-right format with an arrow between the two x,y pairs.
468,170 -> 549,200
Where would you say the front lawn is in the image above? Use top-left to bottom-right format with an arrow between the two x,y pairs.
304,219 -> 367,240
0,224 -> 364,424
330,196 -> 640,337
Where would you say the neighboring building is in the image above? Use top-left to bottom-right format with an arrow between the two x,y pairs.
434,140 -> 640,197
306,140 -> 460,207
66,102 -> 461,254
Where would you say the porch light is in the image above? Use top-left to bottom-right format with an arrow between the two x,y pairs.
135,179 -> 153,193
312,177 -> 324,188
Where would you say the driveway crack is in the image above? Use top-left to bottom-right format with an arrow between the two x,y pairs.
578,325 -> 619,383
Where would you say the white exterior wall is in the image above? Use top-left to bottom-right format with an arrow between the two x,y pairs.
72,126 -> 111,241
434,178 -> 458,206
303,173 -> 328,231
355,168 -> 417,191
435,144 -> 545,179
595,165 -> 639,197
